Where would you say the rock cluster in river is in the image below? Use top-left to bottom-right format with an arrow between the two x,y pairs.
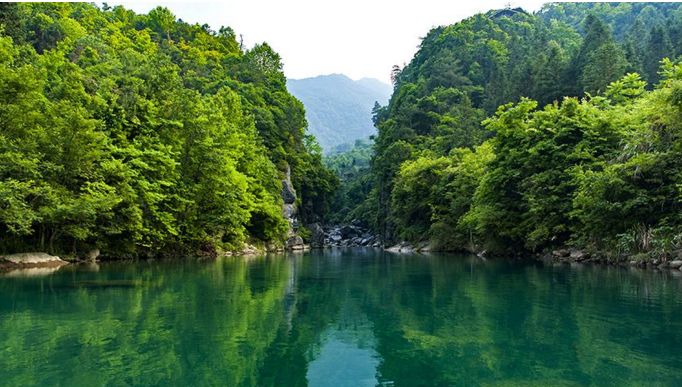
310,221 -> 381,248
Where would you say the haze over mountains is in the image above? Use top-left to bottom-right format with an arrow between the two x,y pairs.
287,74 -> 392,151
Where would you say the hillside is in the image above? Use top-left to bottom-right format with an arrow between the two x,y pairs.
0,3 -> 337,257
346,2 -> 682,261
287,74 -> 391,151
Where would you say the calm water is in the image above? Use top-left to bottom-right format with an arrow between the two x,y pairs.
2,249 -> 682,386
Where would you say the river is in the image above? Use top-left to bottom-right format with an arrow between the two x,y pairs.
1,248 -> 681,385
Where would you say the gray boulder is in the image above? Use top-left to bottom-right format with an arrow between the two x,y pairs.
552,249 -> 570,258
309,223 -> 325,246
669,260 -> 682,269
1,252 -> 66,266
569,249 -> 589,261
340,225 -> 360,239
286,236 -> 304,249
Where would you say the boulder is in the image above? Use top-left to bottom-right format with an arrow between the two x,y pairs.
285,236 -> 304,250
552,249 -> 570,258
1,252 -> 67,267
569,249 -> 589,261
670,260 -> 682,269
309,223 -> 325,246
386,242 -> 414,253
85,249 -> 100,262
240,244 -> 260,255
340,225 -> 360,239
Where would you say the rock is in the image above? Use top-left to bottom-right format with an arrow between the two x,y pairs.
285,236 -> 304,250
668,260 -> 682,269
331,234 -> 342,242
552,249 -> 570,258
281,165 -> 297,204
340,225 -> 360,239
240,244 -> 260,255
282,204 -> 297,219
386,242 -> 414,253
310,222 -> 325,246
569,249 -> 589,261
85,249 -> 100,262
1,252 -> 66,266
386,244 -> 402,253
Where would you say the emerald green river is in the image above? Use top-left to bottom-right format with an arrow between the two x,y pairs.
1,249 -> 681,386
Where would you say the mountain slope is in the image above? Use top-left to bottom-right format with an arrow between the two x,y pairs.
287,74 -> 391,151
357,2 -> 682,258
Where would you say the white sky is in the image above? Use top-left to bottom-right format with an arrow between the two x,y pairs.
112,0 -> 548,83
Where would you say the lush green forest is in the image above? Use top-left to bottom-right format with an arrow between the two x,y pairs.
344,2 -> 682,260
3,2 -> 682,262
0,3 -> 337,257
324,138 -> 373,224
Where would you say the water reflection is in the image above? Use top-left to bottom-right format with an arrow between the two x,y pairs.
0,250 -> 681,386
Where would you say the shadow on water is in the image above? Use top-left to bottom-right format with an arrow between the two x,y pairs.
0,249 -> 681,386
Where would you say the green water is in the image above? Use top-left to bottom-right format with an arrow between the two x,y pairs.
1,249 -> 682,386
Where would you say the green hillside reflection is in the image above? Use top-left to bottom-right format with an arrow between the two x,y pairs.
1,250 -> 682,386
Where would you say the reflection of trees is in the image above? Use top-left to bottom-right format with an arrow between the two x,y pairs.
0,257 -> 293,385
363,256 -> 682,385
1,252 -> 681,385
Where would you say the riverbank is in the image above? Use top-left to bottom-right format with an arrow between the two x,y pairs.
541,248 -> 682,272
382,240 -> 682,273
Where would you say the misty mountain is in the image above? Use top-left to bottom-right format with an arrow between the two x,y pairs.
287,74 -> 392,151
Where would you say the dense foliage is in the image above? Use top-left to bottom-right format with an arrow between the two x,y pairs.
324,138 -> 374,224
0,3 -> 336,257
360,3 -> 682,259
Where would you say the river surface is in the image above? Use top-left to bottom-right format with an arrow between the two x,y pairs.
1,248 -> 682,386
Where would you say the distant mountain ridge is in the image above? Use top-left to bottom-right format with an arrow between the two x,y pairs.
287,74 -> 392,151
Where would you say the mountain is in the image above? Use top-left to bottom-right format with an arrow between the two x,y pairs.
287,74 -> 392,151
345,2 -> 682,259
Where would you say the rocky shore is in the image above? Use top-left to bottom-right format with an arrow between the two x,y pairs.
545,248 -> 682,272
308,221 -> 382,248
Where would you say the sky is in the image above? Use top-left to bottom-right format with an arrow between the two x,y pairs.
112,0 -> 548,84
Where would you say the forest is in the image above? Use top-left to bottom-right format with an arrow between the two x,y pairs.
334,2 -> 682,261
0,2 -> 337,258
3,2 -> 682,263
